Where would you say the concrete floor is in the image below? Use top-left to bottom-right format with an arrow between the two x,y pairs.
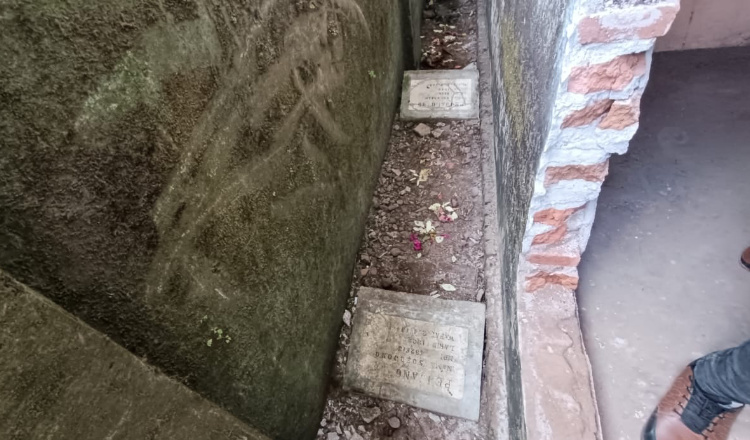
578,46 -> 750,440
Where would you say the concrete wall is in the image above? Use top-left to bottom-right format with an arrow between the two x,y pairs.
485,0 -> 573,438
656,0 -> 750,51
507,0 -> 680,438
0,270 -> 270,440
0,1 -> 410,438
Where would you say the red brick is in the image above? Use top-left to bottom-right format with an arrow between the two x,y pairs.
567,53 -> 647,95
527,253 -> 581,267
525,272 -> 579,292
578,5 -> 680,44
599,96 -> 641,130
532,225 -> 567,246
533,207 -> 580,227
544,161 -> 609,187
562,99 -> 613,128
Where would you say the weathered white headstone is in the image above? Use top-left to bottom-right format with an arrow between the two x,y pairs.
400,69 -> 479,120
343,287 -> 485,420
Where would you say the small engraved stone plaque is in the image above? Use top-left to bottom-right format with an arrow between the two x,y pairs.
354,312 -> 468,399
408,79 -> 474,113
344,288 -> 485,420
400,69 -> 479,120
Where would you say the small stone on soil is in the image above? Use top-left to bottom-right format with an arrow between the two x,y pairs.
390,247 -> 403,257
413,123 -> 432,137
431,129 -> 444,138
327,433 -> 340,440
343,310 -> 352,327
388,417 -> 401,429
360,406 -> 381,423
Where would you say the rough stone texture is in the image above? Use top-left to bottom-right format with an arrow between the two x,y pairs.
517,281 -> 600,439
0,1 -> 411,438
578,3 -> 680,44
567,53 -> 647,94
0,271 -> 269,440
544,161 -> 610,187
344,288 -> 486,421
485,0 -> 574,437
598,96 -> 641,129
561,99 -> 615,128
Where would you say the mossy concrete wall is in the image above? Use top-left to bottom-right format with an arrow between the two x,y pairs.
0,271 -> 270,440
0,0 -> 410,438
485,0 -> 573,438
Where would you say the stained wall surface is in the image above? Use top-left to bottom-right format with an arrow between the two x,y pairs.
485,0 -> 573,437
0,1 -> 409,438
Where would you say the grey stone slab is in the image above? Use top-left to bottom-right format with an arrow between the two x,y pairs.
400,69 -> 479,120
344,287 -> 485,420
0,271 -> 269,440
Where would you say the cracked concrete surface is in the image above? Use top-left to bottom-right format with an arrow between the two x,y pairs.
518,276 -> 601,440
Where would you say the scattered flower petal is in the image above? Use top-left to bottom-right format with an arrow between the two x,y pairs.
409,233 -> 423,251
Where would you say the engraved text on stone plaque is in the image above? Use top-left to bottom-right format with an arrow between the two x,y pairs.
354,312 -> 468,399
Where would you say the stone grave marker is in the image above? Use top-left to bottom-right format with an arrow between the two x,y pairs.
400,69 -> 479,120
343,287 -> 485,420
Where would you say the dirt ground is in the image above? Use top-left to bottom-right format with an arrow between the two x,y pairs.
316,0 -> 489,438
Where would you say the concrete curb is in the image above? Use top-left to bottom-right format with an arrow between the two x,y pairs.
474,0 -> 509,437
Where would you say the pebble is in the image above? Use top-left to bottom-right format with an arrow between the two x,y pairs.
321,418 -> 327,427
336,425 -> 343,435
351,434 -> 364,440
476,288 -> 485,301
388,417 -> 401,429
413,123 -> 432,137
343,310 -> 352,327
360,406 -> 381,423
390,247 -> 403,257
431,129 -> 444,138
428,413 -> 441,423
327,433 -> 340,440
